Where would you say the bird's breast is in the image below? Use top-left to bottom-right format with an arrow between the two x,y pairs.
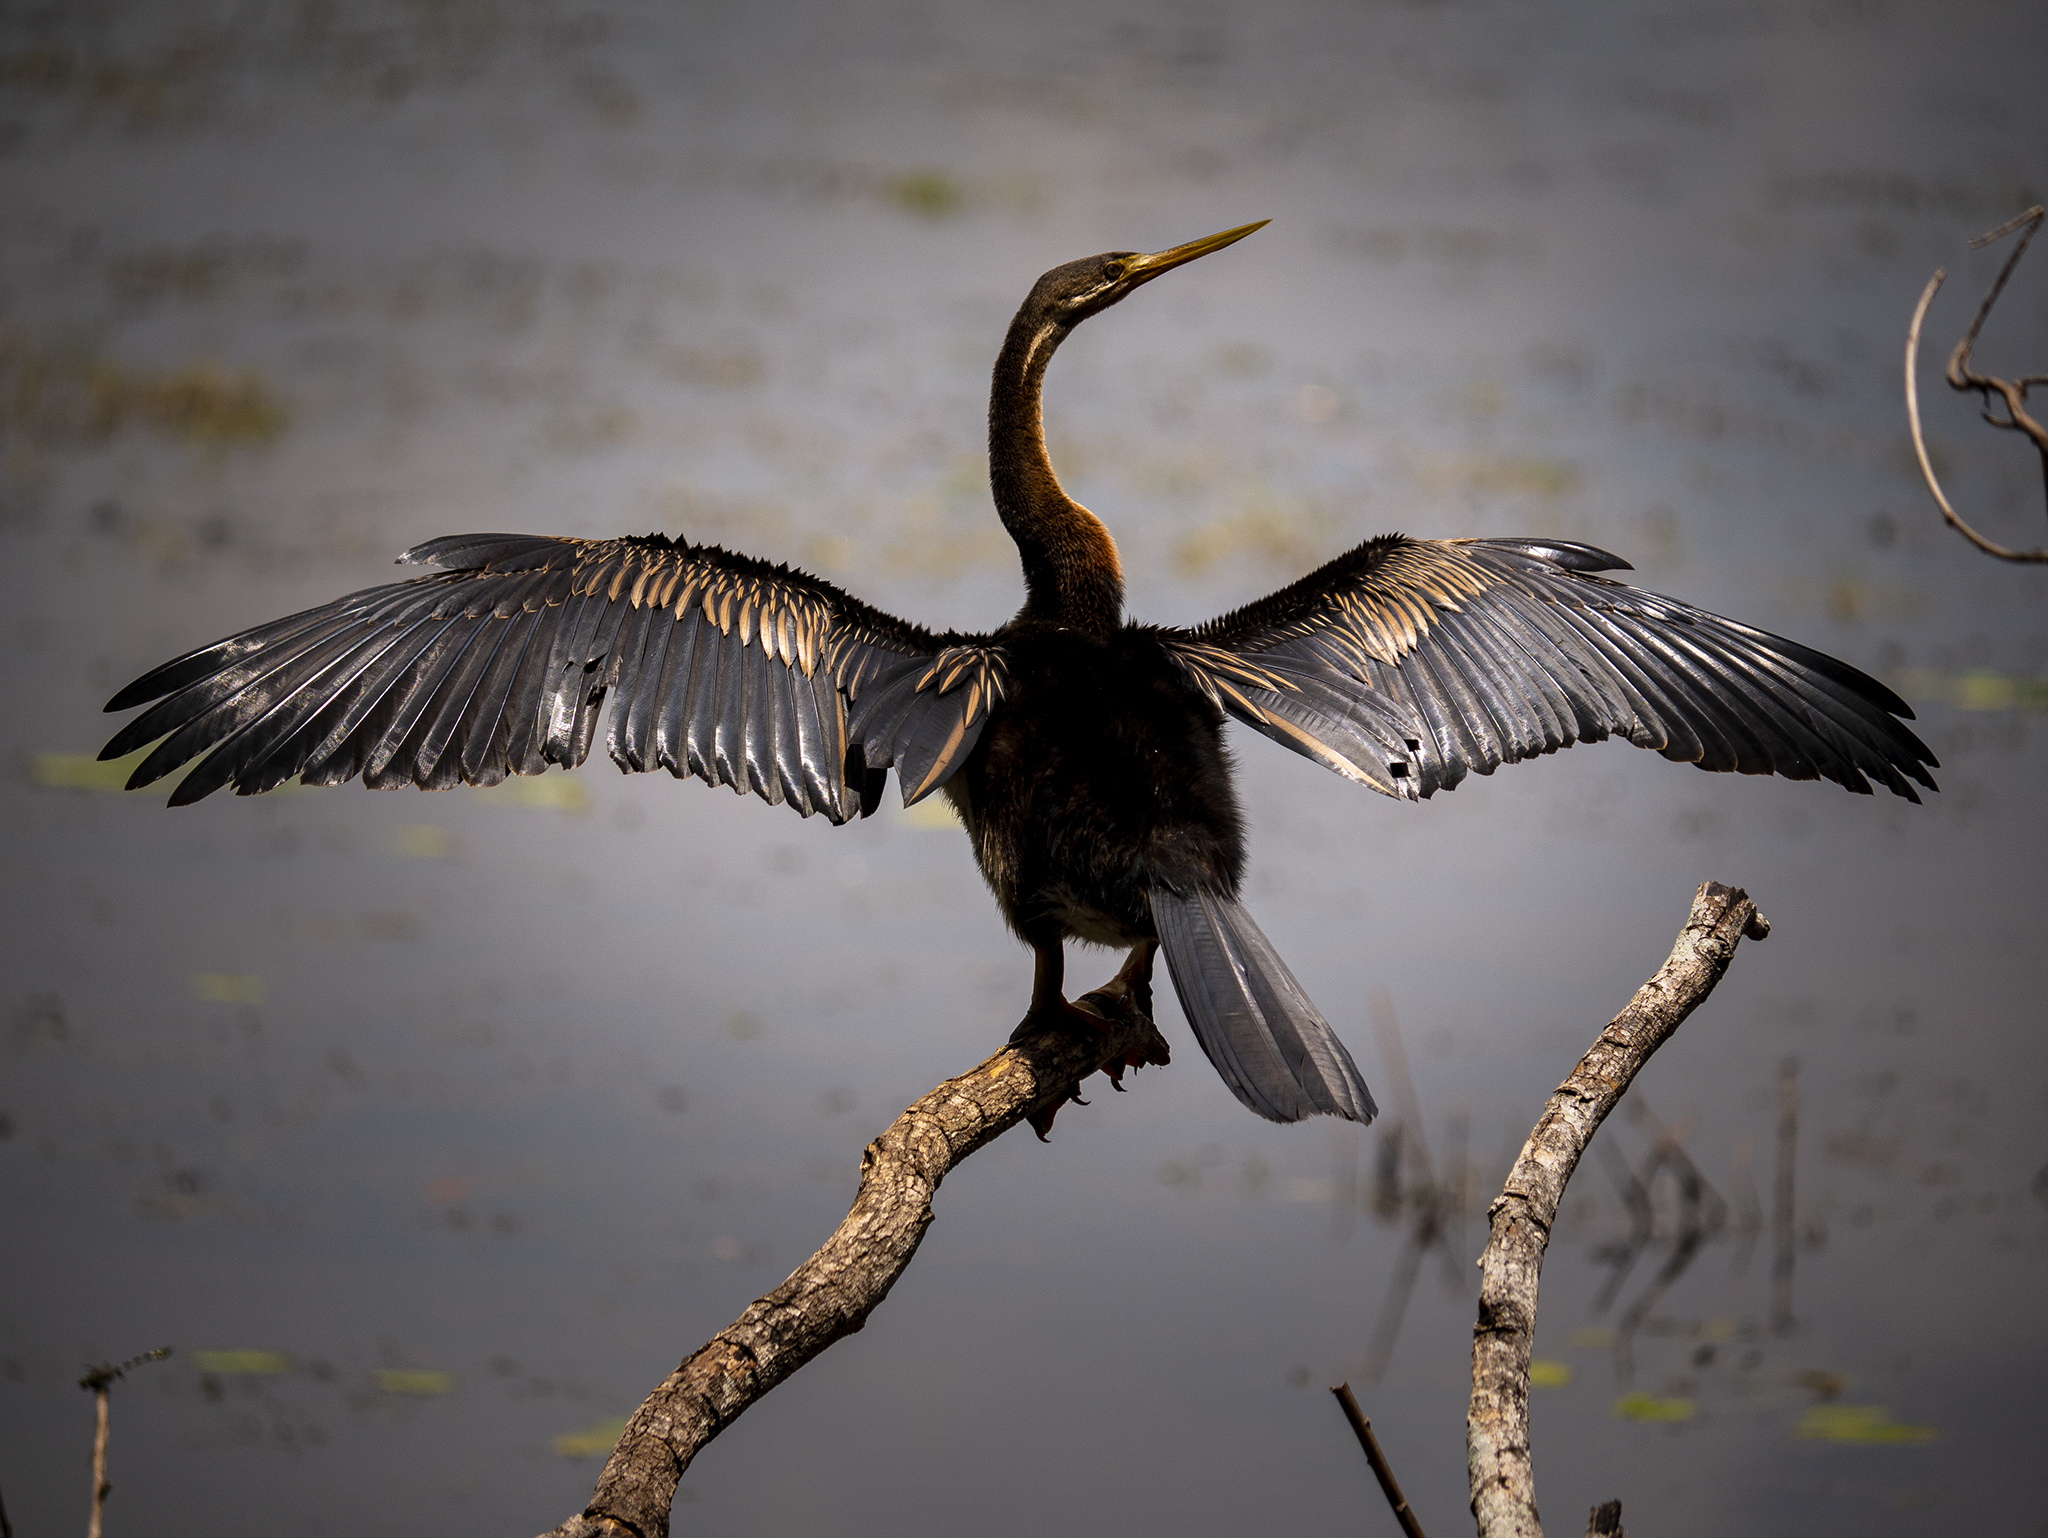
951,626 -> 1248,935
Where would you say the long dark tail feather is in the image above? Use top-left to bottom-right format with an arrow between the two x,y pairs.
1150,887 -> 1377,1125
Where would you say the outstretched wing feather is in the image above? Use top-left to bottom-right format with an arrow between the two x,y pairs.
1171,534 -> 1936,802
103,532 -> 1004,819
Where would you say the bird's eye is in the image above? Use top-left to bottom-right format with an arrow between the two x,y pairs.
1103,261 -> 1125,282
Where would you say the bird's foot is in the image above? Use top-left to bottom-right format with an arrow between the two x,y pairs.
1007,994 -> 1113,1045
1016,982 -> 1171,1141
1074,984 -> 1165,1087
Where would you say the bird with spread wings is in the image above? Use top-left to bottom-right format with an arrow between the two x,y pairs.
102,223 -> 1936,1128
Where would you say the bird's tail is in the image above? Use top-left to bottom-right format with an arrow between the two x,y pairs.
1149,887 -> 1377,1124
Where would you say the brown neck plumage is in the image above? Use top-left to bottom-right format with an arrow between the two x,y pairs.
988,312 -> 1124,633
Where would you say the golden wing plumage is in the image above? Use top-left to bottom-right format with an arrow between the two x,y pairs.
1168,535 -> 1937,802
102,532 -> 1006,820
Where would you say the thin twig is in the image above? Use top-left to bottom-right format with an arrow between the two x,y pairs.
76,1348 -> 171,1538
1331,1383 -> 1429,1538
1904,205 -> 2048,563
1466,882 -> 1768,1538
89,1385 -> 109,1538
536,990 -> 1170,1538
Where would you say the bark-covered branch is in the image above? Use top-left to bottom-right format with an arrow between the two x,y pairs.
1466,881 -> 1769,1538
1331,1382 -> 1430,1538
1905,204 -> 2048,563
536,989 -> 1169,1538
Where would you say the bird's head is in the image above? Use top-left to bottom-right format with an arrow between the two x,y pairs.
1022,220 -> 1269,329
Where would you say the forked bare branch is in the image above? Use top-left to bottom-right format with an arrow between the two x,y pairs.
1905,205 -> 2048,563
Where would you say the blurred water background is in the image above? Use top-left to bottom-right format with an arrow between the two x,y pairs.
1,2 -> 2044,1534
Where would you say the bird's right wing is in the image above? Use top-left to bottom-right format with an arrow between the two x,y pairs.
101,532 -> 1006,820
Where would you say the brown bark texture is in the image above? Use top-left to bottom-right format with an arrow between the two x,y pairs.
537,990 -> 1169,1538
1466,881 -> 1768,1538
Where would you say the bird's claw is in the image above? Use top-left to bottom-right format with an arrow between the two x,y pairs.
1016,980 -> 1171,1139
1025,1087 -> 1088,1141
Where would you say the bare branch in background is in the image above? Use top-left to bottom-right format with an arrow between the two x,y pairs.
536,989 -> 1170,1538
77,1347 -> 172,1538
1905,205 -> 2048,563
1466,882 -> 1769,1538
1331,1382 -> 1431,1538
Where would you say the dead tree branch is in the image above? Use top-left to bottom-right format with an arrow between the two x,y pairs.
536,991 -> 1170,1538
77,1347 -> 171,1538
1466,882 -> 1769,1538
1905,204 -> 2048,563
1331,1382 -> 1430,1538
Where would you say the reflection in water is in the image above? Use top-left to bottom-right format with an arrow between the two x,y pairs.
1597,1100 -> 1731,1383
1355,992 -> 1473,1385
1771,1056 -> 1800,1336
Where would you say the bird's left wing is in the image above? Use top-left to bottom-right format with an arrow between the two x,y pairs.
101,532 -> 1005,820
1165,534 -> 1937,802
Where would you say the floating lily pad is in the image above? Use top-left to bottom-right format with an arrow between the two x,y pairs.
1613,1393 -> 1694,1422
191,1349 -> 291,1376
1796,1405 -> 1936,1444
389,824 -> 455,859
553,1415 -> 630,1458
192,973 -> 264,1005
374,1369 -> 454,1396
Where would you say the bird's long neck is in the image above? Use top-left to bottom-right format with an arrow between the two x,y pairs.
988,312 -> 1124,633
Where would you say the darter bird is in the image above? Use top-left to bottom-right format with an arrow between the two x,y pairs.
100,221 -> 1937,1127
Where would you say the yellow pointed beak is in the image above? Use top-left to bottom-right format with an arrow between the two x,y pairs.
1123,220 -> 1269,285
